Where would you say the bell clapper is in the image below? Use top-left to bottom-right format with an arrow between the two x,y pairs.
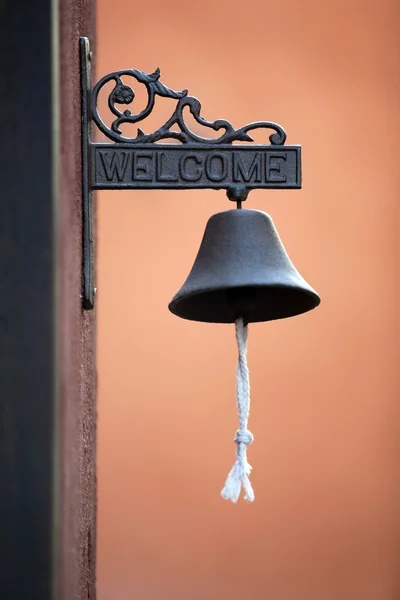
221,317 -> 255,503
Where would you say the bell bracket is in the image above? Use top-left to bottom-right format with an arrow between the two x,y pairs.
80,37 -> 302,310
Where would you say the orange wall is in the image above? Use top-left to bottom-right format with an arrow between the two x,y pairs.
96,1 -> 400,599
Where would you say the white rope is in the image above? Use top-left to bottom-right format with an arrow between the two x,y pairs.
221,317 -> 254,503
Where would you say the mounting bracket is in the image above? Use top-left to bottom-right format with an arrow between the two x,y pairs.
80,37 -> 302,310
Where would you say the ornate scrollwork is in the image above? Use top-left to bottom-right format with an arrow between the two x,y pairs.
92,68 -> 287,145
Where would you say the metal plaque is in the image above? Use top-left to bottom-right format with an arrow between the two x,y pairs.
93,144 -> 301,191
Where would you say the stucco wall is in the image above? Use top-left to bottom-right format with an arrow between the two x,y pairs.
96,1 -> 400,599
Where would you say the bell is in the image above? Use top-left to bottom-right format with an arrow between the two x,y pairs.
169,209 -> 320,323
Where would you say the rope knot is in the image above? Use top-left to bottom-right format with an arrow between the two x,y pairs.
235,429 -> 254,445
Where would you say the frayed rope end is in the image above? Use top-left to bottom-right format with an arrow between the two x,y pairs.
221,429 -> 255,503
221,460 -> 255,503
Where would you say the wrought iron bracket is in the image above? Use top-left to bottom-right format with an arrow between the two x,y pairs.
80,37 -> 302,310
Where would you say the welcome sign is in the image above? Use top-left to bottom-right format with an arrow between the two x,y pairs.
93,145 -> 301,190
80,35 -> 303,307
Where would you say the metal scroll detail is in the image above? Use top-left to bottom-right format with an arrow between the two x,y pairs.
92,68 -> 287,146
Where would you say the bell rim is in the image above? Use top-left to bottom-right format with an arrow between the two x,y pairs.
168,282 -> 321,324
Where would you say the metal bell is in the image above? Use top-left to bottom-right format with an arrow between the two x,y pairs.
169,209 -> 320,323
